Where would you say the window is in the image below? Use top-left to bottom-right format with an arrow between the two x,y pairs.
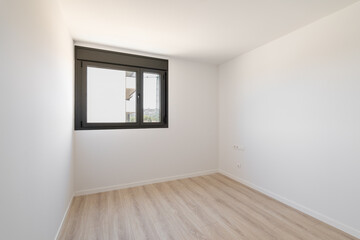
75,46 -> 168,130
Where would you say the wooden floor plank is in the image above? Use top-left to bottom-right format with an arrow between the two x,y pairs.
58,173 -> 358,240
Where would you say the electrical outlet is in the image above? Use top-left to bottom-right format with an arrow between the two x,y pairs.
233,145 -> 245,151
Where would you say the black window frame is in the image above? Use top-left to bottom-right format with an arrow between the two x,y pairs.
75,46 -> 168,130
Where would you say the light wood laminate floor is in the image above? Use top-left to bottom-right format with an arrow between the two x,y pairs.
59,173 -> 357,240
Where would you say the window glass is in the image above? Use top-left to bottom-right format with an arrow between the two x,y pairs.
143,72 -> 161,123
87,66 -> 136,123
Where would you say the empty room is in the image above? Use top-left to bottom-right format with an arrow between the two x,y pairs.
1,0 -> 360,239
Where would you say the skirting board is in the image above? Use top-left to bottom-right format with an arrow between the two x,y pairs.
219,169 -> 360,239
75,169 -> 218,196
55,194 -> 74,240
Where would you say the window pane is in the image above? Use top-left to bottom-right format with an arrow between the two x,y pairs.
87,66 -> 136,123
143,72 -> 161,122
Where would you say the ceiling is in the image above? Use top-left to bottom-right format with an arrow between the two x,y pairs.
59,0 -> 358,64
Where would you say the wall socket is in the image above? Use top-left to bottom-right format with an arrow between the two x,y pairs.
233,145 -> 244,169
233,145 -> 245,151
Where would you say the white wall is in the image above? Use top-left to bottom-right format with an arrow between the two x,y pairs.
75,48 -> 218,194
219,2 -> 360,238
0,0 -> 74,239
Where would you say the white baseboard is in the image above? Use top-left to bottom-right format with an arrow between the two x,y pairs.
55,194 -> 74,240
75,169 -> 218,196
219,169 -> 360,239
